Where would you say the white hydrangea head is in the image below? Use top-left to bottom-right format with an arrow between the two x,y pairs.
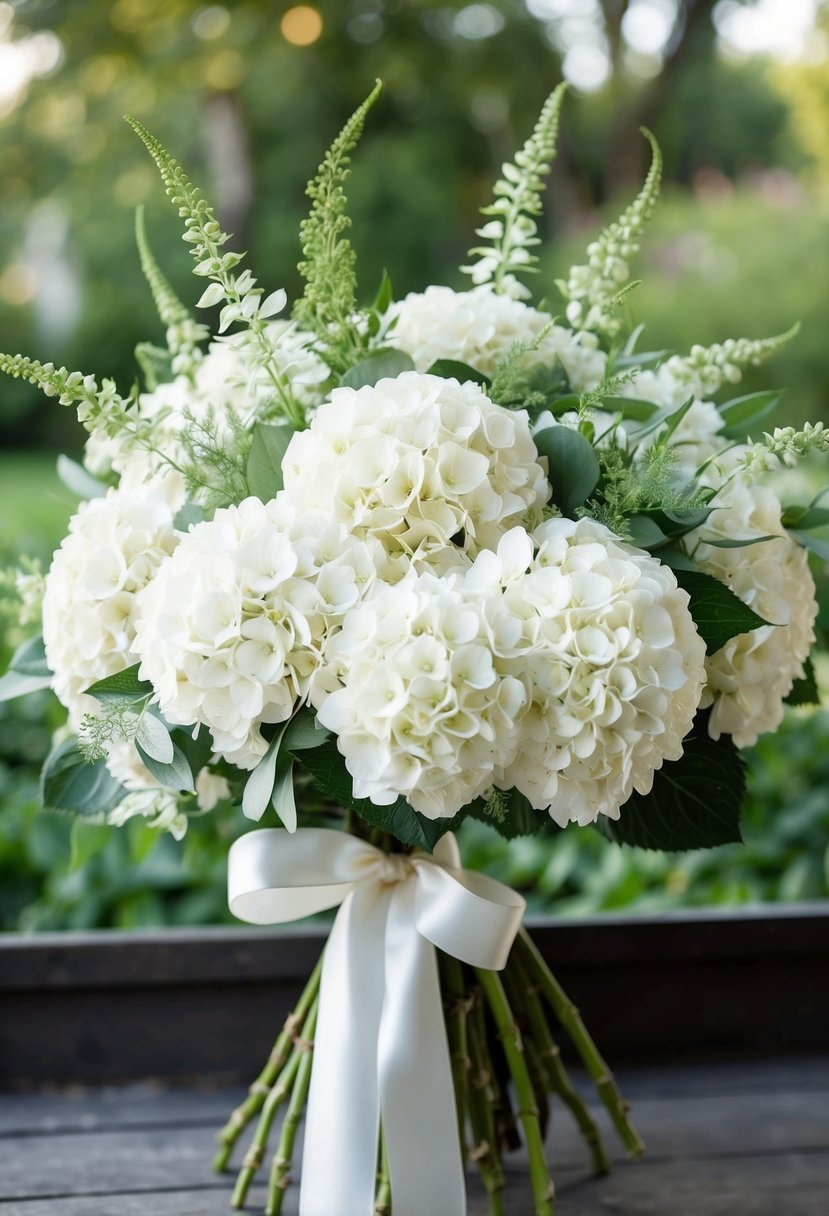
132,495 -> 378,769
389,285 -> 607,393
280,371 -> 550,580
104,737 -> 231,817
42,476 -> 183,729
314,567 -> 528,819
497,517 -> 707,827
692,482 -> 817,747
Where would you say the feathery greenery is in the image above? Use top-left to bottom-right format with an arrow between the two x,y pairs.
558,129 -> 662,335
135,205 -> 206,377
463,82 -> 567,297
294,81 -> 383,373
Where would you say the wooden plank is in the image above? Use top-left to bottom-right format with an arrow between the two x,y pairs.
1,1078 -> 828,1200
3,909 -> 829,1086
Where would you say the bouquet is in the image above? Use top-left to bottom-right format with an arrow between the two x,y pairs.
2,81 -> 826,1216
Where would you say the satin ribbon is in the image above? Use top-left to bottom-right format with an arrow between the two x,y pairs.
228,826 -> 526,1216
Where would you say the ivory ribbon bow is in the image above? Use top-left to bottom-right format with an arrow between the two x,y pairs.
228,827 -> 526,1216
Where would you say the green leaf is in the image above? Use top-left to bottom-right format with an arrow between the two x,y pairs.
135,713 -> 175,765
282,708 -> 332,752
41,737 -> 128,817
785,656 -> 820,707
174,501 -> 206,531
57,454 -> 108,500
8,634 -> 50,678
791,530 -> 829,561
246,422 -> 294,502
597,396 -> 659,422
598,725 -> 745,850
630,396 -> 694,443
534,426 -> 600,516
371,268 -> 394,315
340,350 -> 414,390
70,820 -> 114,869
468,789 -> 551,840
297,739 -> 465,851
426,359 -> 491,388
135,738 -> 195,792
720,390 -> 780,438
673,569 -> 771,654
702,534 -> 780,549
0,670 -> 52,701
85,664 -> 153,704
242,730 -> 282,822
613,349 -> 671,372
172,725 -> 214,779
782,491 -> 829,531
628,514 -> 670,550
272,753 -> 297,832
658,547 -> 698,573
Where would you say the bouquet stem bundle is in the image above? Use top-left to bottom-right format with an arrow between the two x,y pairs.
215,927 -> 643,1215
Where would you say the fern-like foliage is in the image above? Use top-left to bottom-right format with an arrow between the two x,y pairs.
177,407 -> 251,510
135,205 -> 206,377
586,442 -> 708,540
558,129 -> 662,336
126,116 -> 304,426
462,83 -> 567,298
294,81 -> 382,373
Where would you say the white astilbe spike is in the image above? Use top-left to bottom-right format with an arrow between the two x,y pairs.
654,324 -> 800,400
557,128 -> 662,335
135,205 -> 207,377
462,83 -> 567,299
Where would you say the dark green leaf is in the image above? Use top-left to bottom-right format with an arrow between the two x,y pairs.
673,569 -> 771,654
628,514 -> 670,550
135,739 -> 195,792
785,656 -> 820,707
720,391 -> 780,438
41,737 -> 128,817
297,739 -> 465,851
629,396 -> 694,443
468,789 -> 551,840
534,426 -> 600,516
598,726 -> 745,850
371,268 -> 394,315
282,707 -> 332,752
85,664 -> 153,704
782,493 -> 829,531
658,547 -> 698,573
172,725 -> 214,778
426,359 -> 491,388
340,350 -> 414,390
702,534 -> 780,549
598,396 -> 659,422
246,422 -> 294,502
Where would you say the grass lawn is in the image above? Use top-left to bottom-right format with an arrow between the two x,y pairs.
0,451 -> 75,563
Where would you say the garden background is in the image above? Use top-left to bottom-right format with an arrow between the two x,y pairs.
1,0 -> 828,931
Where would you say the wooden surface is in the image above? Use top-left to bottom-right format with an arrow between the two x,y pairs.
3,906 -> 829,1086
1,1057 -> 827,1215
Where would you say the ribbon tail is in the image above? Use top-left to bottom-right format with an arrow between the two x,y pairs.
299,882 -> 393,1216
378,879 -> 467,1216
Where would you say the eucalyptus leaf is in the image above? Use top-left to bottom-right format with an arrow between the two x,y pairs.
598,725 -> 745,850
85,664 -> 153,704
673,569 -> 771,654
534,426 -> 600,516
426,359 -> 491,388
272,753 -> 297,832
282,708 -> 332,752
628,514 -> 670,550
242,730 -> 282,822
57,454 -> 108,500
246,422 -> 294,502
8,634 -> 50,678
174,501 -> 206,531
0,669 -> 52,701
135,739 -> 195,792
720,390 -> 780,438
41,737 -> 128,817
340,350 -> 414,390
135,713 -> 175,765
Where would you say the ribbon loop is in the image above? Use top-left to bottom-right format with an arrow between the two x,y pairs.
227,826 -> 526,1216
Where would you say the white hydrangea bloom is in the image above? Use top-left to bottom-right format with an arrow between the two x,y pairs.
691,481 -> 817,747
42,476 -> 182,729
314,568 -> 528,819
281,371 -> 549,580
133,495 -> 378,769
104,737 -> 231,823
496,518 -> 706,827
389,285 -> 607,393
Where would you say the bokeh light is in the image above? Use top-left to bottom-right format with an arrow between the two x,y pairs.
281,6 -> 323,48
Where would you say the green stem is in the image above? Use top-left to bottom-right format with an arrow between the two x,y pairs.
374,1128 -> 392,1216
266,1004 -> 319,1216
214,956 -> 322,1173
231,997 -> 318,1209
510,952 -> 610,1176
465,987 -> 506,1216
502,967 -> 550,1142
475,968 -> 555,1216
516,929 -> 644,1159
439,954 -> 472,1150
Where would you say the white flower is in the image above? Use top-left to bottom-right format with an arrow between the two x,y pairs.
691,481 -> 818,747
314,567 -> 528,819
497,518 -> 706,827
281,371 -> 550,580
107,787 -> 188,840
389,285 -> 607,393
42,476 -> 182,729
133,495 -> 378,769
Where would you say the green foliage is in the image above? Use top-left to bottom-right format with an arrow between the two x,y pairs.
295,81 -> 383,373
673,568 -> 771,654
246,422 -> 294,502
178,407 -> 251,509
598,723 -> 745,850
135,205 -> 206,375
41,737 -> 127,818
340,350 -> 414,390
463,83 -> 567,295
586,442 -> 709,541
